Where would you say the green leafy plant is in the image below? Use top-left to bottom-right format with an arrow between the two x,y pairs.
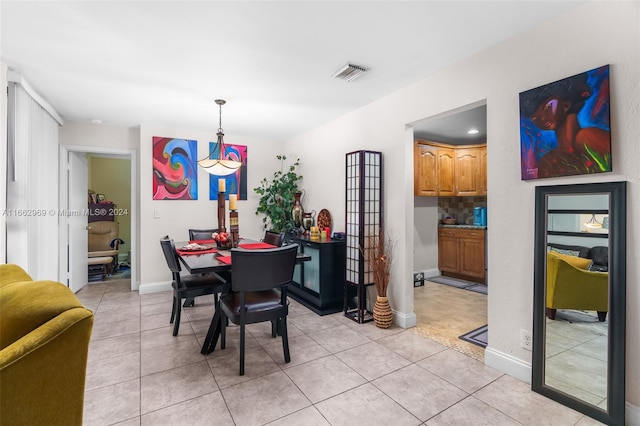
254,155 -> 302,233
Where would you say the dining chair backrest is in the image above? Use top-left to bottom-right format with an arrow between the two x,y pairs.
189,228 -> 219,241
230,244 -> 298,292
263,230 -> 285,247
160,236 -> 182,275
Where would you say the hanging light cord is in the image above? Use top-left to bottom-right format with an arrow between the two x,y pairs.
217,99 -> 224,134
203,99 -> 227,160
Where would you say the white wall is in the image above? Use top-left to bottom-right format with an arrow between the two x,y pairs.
138,124 -> 282,289
413,196 -> 439,273
286,1 -> 639,409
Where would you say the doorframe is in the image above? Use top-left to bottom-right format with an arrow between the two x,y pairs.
59,144 -> 138,291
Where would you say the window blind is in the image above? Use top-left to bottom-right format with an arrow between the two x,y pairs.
6,79 -> 61,280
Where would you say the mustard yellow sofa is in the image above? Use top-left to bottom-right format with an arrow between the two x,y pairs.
0,264 -> 94,425
546,252 -> 609,321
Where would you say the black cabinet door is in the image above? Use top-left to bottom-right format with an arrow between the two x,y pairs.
288,236 -> 345,315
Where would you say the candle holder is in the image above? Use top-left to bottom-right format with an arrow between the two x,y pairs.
229,210 -> 239,248
217,191 -> 226,233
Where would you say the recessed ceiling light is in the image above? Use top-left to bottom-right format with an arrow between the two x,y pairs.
467,128 -> 479,135
90,119 -> 102,124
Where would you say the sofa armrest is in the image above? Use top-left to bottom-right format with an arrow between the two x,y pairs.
0,308 -> 93,425
547,255 -> 608,311
0,264 -> 33,288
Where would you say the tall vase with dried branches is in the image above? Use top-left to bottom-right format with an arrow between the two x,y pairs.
367,229 -> 393,328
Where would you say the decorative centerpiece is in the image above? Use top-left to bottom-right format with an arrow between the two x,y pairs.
367,228 -> 393,328
212,231 -> 232,249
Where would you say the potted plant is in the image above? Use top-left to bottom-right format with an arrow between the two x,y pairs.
366,228 -> 394,328
254,155 -> 303,233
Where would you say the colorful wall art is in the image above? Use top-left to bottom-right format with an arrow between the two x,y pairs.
152,137 -> 198,200
209,143 -> 248,201
519,65 -> 611,180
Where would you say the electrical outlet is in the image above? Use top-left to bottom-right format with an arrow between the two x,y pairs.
521,329 -> 532,351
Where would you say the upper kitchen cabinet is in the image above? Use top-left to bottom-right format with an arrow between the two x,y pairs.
454,147 -> 480,196
455,145 -> 487,196
480,146 -> 488,195
414,142 -> 454,196
414,140 -> 486,197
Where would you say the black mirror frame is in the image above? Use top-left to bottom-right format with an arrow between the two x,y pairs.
533,181 -> 626,426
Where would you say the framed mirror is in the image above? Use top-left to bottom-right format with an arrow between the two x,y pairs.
533,181 -> 626,425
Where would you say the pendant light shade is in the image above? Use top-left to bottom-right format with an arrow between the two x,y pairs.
197,99 -> 242,176
584,213 -> 603,229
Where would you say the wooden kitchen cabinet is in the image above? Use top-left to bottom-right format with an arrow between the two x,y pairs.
438,148 -> 455,196
415,141 -> 486,197
454,148 -> 481,196
414,142 -> 454,196
414,143 -> 437,196
438,227 -> 486,283
479,145 -> 487,195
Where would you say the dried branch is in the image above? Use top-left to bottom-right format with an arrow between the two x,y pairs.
365,228 -> 393,297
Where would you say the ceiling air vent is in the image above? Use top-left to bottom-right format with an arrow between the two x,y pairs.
332,63 -> 368,82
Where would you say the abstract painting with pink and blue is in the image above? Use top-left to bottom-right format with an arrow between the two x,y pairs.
209,143 -> 248,201
152,136 -> 198,200
519,65 -> 611,180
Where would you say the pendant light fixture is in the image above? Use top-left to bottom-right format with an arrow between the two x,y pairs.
584,213 -> 603,229
197,99 -> 242,176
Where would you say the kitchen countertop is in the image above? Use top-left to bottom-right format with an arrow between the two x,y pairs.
439,224 -> 487,230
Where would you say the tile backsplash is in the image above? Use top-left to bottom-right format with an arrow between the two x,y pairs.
438,196 -> 487,225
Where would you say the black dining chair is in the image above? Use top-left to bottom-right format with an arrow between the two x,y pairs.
263,230 -> 285,247
160,236 -> 227,336
188,228 -> 219,241
219,244 -> 298,375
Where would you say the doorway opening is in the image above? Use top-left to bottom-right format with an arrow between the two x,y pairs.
410,101 -> 488,360
59,145 -> 137,293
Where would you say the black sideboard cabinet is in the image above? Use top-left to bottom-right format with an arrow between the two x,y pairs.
288,236 -> 345,315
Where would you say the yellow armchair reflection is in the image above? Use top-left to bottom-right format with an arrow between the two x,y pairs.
546,251 -> 608,322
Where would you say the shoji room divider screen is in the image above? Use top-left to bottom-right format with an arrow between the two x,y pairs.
344,150 -> 383,323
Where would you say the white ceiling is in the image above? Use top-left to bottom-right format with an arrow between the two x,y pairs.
1,1 -> 582,141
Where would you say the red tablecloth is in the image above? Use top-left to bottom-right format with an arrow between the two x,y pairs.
216,255 -> 232,264
238,242 -> 276,250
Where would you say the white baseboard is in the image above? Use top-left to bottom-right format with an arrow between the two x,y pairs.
419,268 -> 440,279
484,346 -> 531,384
626,401 -> 640,425
138,280 -> 171,295
394,310 -> 417,328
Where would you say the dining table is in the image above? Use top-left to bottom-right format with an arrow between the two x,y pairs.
175,239 -> 310,355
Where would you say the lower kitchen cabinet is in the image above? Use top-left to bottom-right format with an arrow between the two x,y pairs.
288,236 -> 345,315
438,227 -> 486,283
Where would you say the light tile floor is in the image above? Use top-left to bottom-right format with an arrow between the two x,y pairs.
414,281 -> 487,361
77,279 -> 601,426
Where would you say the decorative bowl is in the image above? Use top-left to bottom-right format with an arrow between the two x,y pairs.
216,240 -> 233,250
442,218 -> 457,225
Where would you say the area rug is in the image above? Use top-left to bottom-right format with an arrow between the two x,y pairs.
427,276 -> 488,295
458,324 -> 488,348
